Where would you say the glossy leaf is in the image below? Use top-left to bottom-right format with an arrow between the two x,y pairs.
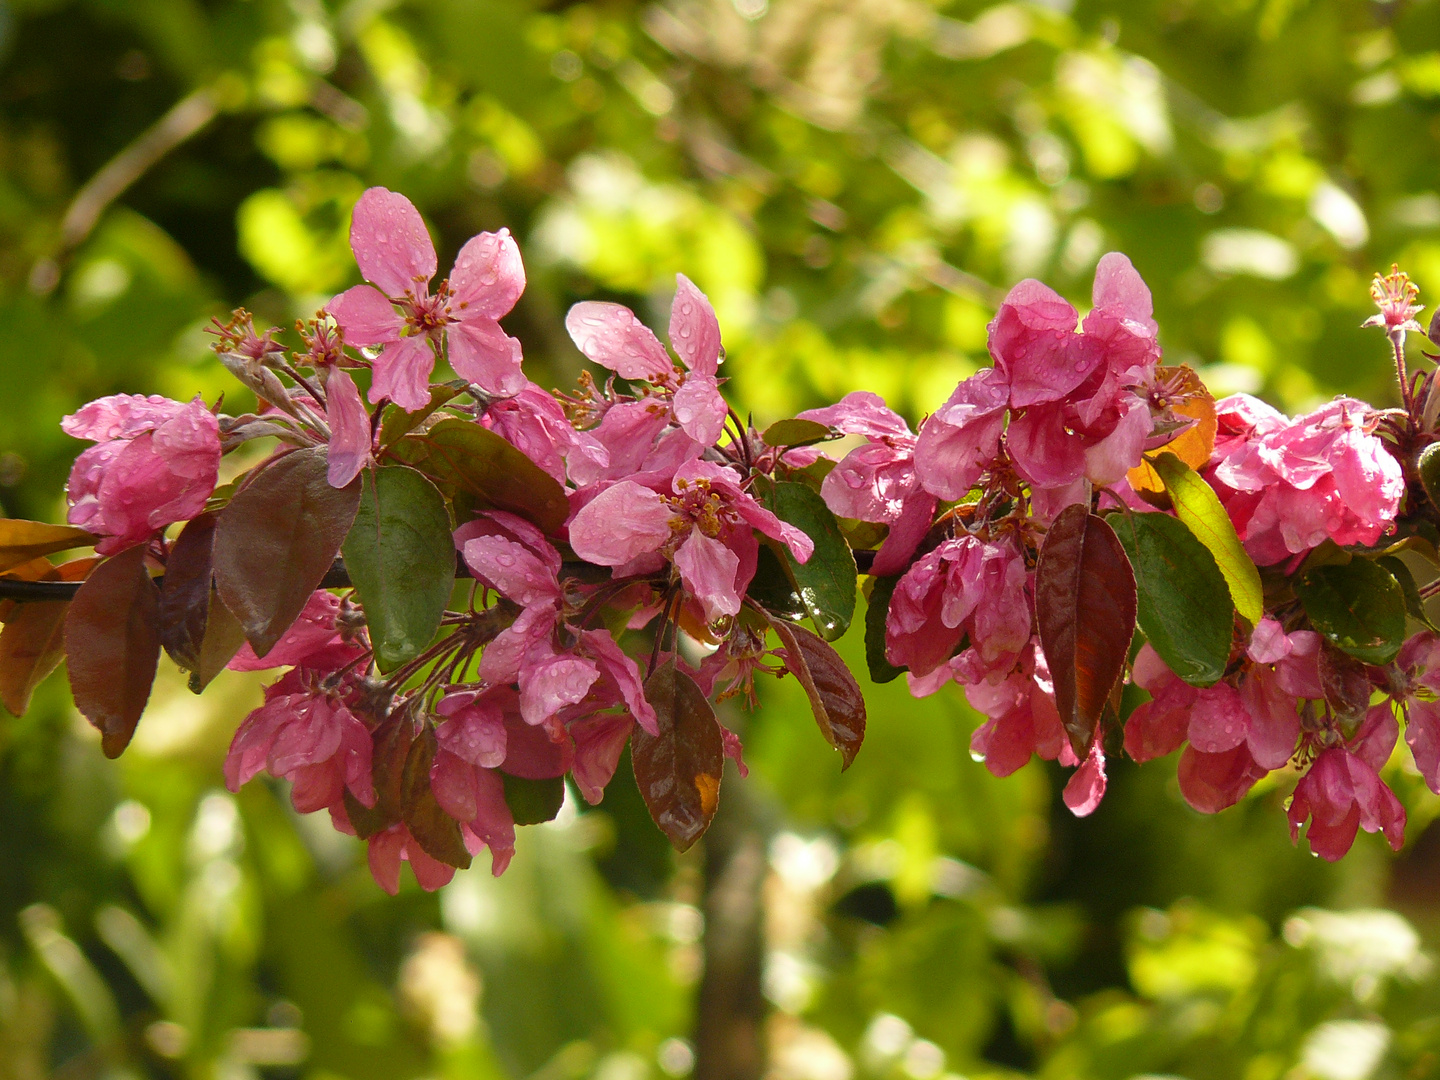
1108,510 -> 1232,687
63,545 -> 161,758
746,543 -> 806,621
387,417 -> 568,532
502,774 -> 565,826
863,575 -> 905,683
633,661 -> 724,852
761,418 -> 832,448
158,512 -> 218,672
762,480 -> 857,640
1378,555 -> 1436,631
377,379 -> 468,450
341,466 -> 454,671
1295,558 -> 1407,665
768,615 -> 867,769
1127,366 -> 1217,497
213,448 -> 362,658
401,724 -> 472,870
1150,452 -> 1263,626
1317,640 -> 1373,732
0,519 -> 96,575
1036,505 -> 1137,759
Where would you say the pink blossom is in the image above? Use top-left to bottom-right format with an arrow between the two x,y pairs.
229,590 -> 361,672
569,460 -> 812,623
1176,743 -> 1267,813
64,394 -> 221,555
1209,396 -> 1403,565
1288,709 -> 1405,861
1387,633 -> 1440,793
482,382 -> 608,485
1063,741 -> 1107,817
913,368 -> 1009,502
323,367 -> 372,488
224,675 -> 375,822
885,533 -> 1030,680
566,275 -> 728,446
429,748 -> 516,875
327,188 -> 526,411
966,655 -> 1071,778
366,824 -> 458,894
799,391 -> 938,574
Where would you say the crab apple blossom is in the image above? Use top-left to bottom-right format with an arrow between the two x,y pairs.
63,394 -> 221,555
566,274 -> 729,447
328,187 -> 526,411
1288,706 -> 1405,862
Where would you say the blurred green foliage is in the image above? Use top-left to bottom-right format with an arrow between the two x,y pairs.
5,0 -> 1440,1077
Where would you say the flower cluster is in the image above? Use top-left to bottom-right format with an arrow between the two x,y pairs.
33,188 -> 1440,894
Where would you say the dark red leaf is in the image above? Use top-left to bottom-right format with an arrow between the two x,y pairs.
1318,640 -> 1373,734
768,615 -> 867,769
187,593 -> 248,694
346,712 -> 411,839
0,557 -> 98,716
159,513 -> 217,672
63,545 -> 161,757
1035,505 -> 1137,759
634,661 -> 724,852
401,724 -> 472,870
213,448 -> 361,658
0,602 -> 68,716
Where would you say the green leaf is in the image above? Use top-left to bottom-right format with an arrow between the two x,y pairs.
863,575 -> 905,684
1107,511 -> 1232,687
341,466 -> 455,671
745,543 -> 806,621
502,774 -> 566,825
1035,506 -> 1136,759
1295,558 -> 1407,665
762,480 -> 857,641
387,417 -> 568,533
1378,555 -> 1436,631
213,447 -> 362,658
1149,452 -> 1263,626
761,418 -> 832,448
401,725 -> 472,870
377,379 -> 468,451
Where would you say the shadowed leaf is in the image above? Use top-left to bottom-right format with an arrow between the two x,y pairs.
377,379 -> 468,450
768,614 -> 867,768
213,448 -> 361,658
0,558 -> 97,716
634,661 -> 723,852
64,546 -> 161,757
864,575 -> 905,684
387,417 -> 568,532
1296,558 -> 1407,665
401,725 -> 472,870
1036,505 -> 1136,759
158,513 -> 217,672
502,774 -> 565,825
762,480 -> 857,640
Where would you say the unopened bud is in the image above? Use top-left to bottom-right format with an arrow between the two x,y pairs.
1418,441 -> 1440,508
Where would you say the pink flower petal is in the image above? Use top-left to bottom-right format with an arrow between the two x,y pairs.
671,373 -> 728,445
1406,698 -> 1440,794
328,284 -> 404,347
914,368 -> 1010,501
799,390 -> 911,439
62,394 -> 188,441
349,187 -> 437,298
674,531 -> 742,621
448,318 -> 525,398
668,274 -> 723,376
325,368 -> 371,488
368,335 -> 436,412
565,302 -> 673,381
461,534 -> 561,607
570,713 -> 635,804
449,228 -> 525,319
568,481 -> 673,566
1063,741 -> 1108,817
1186,682 -> 1248,753
1089,252 -> 1157,333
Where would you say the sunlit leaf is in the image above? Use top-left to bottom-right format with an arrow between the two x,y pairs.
762,481 -> 857,640
1108,510 -> 1231,687
213,448 -> 361,658
1036,505 -> 1136,759
63,545 -> 161,757
634,661 -> 723,852
0,519 -> 96,575
1150,452 -> 1263,626
341,466 -> 454,671
768,615 -> 867,769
